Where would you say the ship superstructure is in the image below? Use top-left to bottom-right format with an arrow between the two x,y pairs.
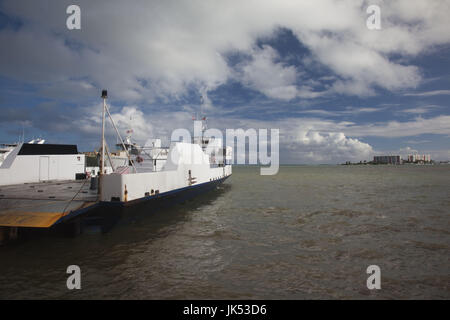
98,90 -> 232,206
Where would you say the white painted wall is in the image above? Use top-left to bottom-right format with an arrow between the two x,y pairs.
0,152 -> 85,186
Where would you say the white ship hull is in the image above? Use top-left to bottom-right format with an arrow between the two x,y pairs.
101,142 -> 232,203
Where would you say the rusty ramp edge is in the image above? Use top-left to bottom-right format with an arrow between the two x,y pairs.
0,201 -> 97,228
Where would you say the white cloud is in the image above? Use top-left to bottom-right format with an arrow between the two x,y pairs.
285,130 -> 373,163
1,0 -> 449,101
404,90 -> 450,97
108,107 -> 153,142
296,106 -> 384,116
303,34 -> 421,96
401,105 -> 441,114
68,103 -> 450,162
404,140 -> 431,144
237,45 -> 300,100
343,115 -> 450,137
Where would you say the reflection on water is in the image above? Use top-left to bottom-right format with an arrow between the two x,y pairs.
0,165 -> 449,299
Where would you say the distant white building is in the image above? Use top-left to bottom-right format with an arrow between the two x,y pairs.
0,143 -> 85,186
407,154 -> 431,163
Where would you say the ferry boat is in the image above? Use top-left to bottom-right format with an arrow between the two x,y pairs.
0,90 -> 232,239
98,90 -> 232,210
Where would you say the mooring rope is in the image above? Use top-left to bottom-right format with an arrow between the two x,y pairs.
61,178 -> 90,216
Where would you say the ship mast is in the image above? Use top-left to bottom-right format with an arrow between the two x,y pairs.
99,89 -> 107,195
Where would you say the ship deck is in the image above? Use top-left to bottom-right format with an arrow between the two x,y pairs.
0,180 -> 98,228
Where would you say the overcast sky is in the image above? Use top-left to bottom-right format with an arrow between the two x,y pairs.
0,0 -> 449,163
